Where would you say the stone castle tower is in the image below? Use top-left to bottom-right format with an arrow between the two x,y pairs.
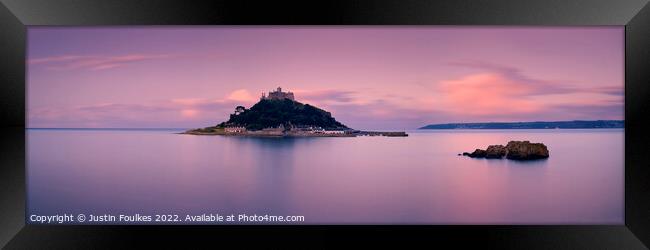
261,87 -> 295,101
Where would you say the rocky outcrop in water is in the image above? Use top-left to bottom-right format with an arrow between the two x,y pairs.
485,145 -> 507,158
504,141 -> 549,160
464,149 -> 486,158
462,141 -> 549,160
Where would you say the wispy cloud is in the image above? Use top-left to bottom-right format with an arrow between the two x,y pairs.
28,89 -> 258,128
28,53 -> 175,71
448,61 -> 623,96
434,61 -> 623,118
297,90 -> 359,105
226,89 -> 256,102
438,72 -> 544,116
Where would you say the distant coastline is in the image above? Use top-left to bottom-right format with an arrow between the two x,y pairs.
419,120 -> 624,130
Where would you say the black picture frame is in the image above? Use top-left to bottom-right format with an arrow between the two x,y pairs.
1,0 -> 649,248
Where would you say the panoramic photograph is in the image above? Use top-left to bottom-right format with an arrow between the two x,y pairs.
26,27 -> 623,224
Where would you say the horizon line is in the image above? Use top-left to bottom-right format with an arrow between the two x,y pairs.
27,119 -> 625,130
422,119 -> 624,125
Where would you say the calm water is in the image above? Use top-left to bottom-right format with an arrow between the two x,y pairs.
27,128 -> 623,224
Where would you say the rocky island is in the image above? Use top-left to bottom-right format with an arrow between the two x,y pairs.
183,87 -> 407,137
461,141 -> 549,160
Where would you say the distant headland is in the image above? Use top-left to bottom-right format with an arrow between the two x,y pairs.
183,87 -> 407,137
419,120 -> 624,130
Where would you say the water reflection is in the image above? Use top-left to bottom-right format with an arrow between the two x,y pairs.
27,129 -> 623,224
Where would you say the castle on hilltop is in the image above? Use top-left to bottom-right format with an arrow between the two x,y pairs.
261,87 -> 295,101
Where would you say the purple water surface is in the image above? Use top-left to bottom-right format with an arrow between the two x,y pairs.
27,128 -> 623,224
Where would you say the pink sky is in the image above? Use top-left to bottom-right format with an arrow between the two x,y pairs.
27,27 -> 624,129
